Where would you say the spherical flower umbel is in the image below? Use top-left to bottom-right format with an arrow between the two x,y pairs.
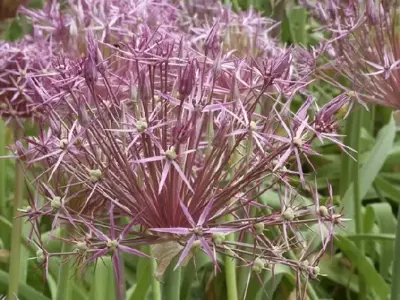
8,2 -> 352,299
0,41 -> 53,123
310,0 -> 400,109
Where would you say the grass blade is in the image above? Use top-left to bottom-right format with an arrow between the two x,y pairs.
0,269 -> 50,300
391,206 -> 400,300
343,114 -> 396,220
336,235 -> 390,299
90,256 -> 116,300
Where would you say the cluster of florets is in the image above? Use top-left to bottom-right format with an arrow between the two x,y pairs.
302,0 -> 400,109
1,1 -> 353,298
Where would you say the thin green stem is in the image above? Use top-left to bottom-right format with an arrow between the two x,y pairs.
0,119 -> 6,218
237,209 -> 254,298
0,120 -> 8,250
390,206 -> 400,300
224,214 -> 239,300
340,116 -> 354,198
287,247 -> 319,300
56,230 -> 73,300
163,256 -> 181,300
7,126 -> 24,300
348,108 -> 366,299
151,258 -> 161,300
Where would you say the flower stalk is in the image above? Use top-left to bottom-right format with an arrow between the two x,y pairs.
163,256 -> 181,300
7,125 -> 24,300
56,230 -> 73,300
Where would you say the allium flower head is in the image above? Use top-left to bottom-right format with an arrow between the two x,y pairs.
0,41 -> 53,124
9,2 -> 351,299
309,0 -> 400,109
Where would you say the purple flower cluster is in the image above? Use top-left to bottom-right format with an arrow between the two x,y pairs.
303,0 -> 400,109
0,0 -> 357,298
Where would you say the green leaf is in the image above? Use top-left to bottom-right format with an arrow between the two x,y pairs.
129,247 -> 151,300
90,256 -> 116,300
3,18 -> 24,41
368,203 -> 396,279
287,7 -> 308,45
255,264 -> 291,300
374,176 -> 400,204
318,256 -> 359,293
0,269 -> 51,300
390,207 -> 400,300
180,252 -> 209,300
343,115 -> 396,223
345,233 -> 396,242
336,235 -> 390,299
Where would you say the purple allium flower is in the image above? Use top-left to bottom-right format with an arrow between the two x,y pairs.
0,41 -> 54,125
309,0 -> 400,109
8,3 -> 352,299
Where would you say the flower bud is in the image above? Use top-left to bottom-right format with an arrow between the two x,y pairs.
36,249 -> 45,264
318,206 -> 329,218
191,240 -> 201,250
282,208 -> 295,221
252,257 -> 266,273
75,241 -> 88,253
136,119 -> 148,133
59,138 -> 68,150
212,233 -> 226,245
254,222 -> 264,234
89,169 -> 102,182
165,147 -> 177,160
106,239 -> 118,250
310,265 -> 320,277
249,121 -> 257,131
51,196 -> 62,210
292,137 -> 303,147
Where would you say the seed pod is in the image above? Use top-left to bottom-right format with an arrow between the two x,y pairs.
318,206 -> 329,218
282,208 -> 295,221
212,232 -> 226,245
36,249 -> 45,264
51,196 -> 62,210
89,169 -> 102,182
254,222 -> 264,234
252,257 -> 266,273
165,147 -> 177,160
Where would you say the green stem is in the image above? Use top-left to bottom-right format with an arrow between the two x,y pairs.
340,116 -> 354,198
224,214 -> 239,300
0,119 -> 6,218
0,119 -> 8,250
390,206 -> 400,300
56,230 -> 73,300
347,108 -> 366,299
237,210 -> 254,298
287,249 -> 319,300
151,258 -> 161,300
7,126 -> 24,300
163,256 -> 181,300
